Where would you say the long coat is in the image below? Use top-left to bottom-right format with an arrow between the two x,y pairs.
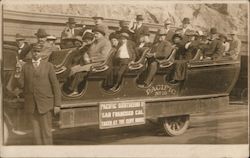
18,61 -> 61,114
134,24 -> 149,43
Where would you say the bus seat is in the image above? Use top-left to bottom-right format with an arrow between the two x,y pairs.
128,48 -> 151,70
90,48 -> 116,73
157,48 -> 177,68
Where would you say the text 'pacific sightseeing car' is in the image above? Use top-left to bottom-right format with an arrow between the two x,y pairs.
3,10 -> 246,143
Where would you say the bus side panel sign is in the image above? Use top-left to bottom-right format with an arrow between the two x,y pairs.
99,101 -> 145,129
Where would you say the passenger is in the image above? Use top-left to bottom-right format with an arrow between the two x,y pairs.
196,30 -> 209,60
61,17 -> 83,39
184,30 -> 201,60
92,16 -> 109,36
138,28 -> 173,88
218,33 -> 230,56
154,18 -> 175,44
110,32 -> 137,91
179,17 -> 192,35
68,26 -> 112,96
15,33 -> 32,62
136,32 -> 152,61
116,20 -> 134,40
130,15 -> 149,44
204,27 -> 224,60
109,32 -> 120,48
46,35 -> 60,51
228,30 -> 241,60
34,28 -> 54,61
169,33 -> 188,84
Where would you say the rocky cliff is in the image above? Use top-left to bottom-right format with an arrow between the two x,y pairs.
4,2 -> 248,35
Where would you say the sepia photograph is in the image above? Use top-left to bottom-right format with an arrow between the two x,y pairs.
1,0 -> 249,157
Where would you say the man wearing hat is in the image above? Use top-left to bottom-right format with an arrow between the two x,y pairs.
179,17 -> 192,35
154,18 -> 175,44
15,33 -> 32,62
204,27 -> 224,60
116,20 -> 134,40
139,28 -> 173,88
61,17 -> 83,39
67,25 -> 112,96
14,45 -> 61,145
110,32 -> 137,91
34,28 -> 57,61
131,15 -> 150,44
92,16 -> 109,37
228,30 -> 241,60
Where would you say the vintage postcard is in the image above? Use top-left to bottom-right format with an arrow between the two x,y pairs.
0,0 -> 249,157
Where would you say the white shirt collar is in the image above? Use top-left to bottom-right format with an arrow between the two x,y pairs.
32,58 -> 41,63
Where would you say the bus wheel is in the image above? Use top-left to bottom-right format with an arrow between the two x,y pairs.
162,115 -> 190,136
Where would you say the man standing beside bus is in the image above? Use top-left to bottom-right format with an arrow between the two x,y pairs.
15,45 -> 61,145
228,30 -> 241,60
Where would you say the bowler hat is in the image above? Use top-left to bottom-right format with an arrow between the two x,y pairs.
120,32 -> 130,39
182,18 -> 190,24
66,17 -> 76,24
35,28 -> 49,38
93,25 -> 106,36
136,15 -> 144,21
164,18 -> 172,25
210,27 -> 217,34
15,33 -> 25,41
92,16 -> 104,20
158,28 -> 167,36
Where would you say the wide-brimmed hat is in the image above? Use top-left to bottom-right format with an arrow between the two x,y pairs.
46,35 -> 57,40
82,32 -> 94,41
158,28 -> 167,36
136,15 -> 144,21
120,32 -> 130,39
164,18 -> 172,25
66,17 -> 76,24
35,28 -> 49,38
15,33 -> 25,41
92,16 -> 104,20
210,27 -> 217,34
182,17 -> 190,24
93,25 -> 106,36
172,33 -> 183,41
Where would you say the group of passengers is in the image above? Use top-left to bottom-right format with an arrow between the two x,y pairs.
15,14 -> 242,96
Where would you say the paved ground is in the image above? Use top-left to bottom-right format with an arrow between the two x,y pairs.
6,103 -> 248,145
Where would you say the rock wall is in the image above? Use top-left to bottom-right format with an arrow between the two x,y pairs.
4,2 -> 248,35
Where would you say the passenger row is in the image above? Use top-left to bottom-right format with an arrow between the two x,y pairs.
15,15 -> 241,96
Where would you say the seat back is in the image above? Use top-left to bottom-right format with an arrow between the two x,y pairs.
157,48 -> 177,68
128,47 -> 151,70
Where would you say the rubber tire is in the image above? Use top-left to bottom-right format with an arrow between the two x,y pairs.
162,115 -> 190,136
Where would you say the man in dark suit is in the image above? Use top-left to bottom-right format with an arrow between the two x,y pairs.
92,16 -> 109,37
154,18 -> 175,44
110,32 -> 137,91
16,33 -> 32,62
132,15 -> 150,44
15,45 -> 61,145
61,17 -> 83,39
139,28 -> 173,88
